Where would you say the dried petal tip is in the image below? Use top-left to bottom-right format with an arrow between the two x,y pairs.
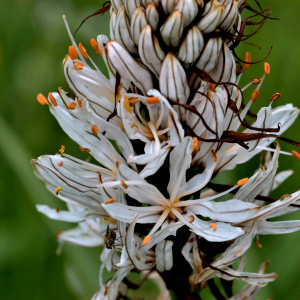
270,93 -> 281,102
90,38 -> 103,55
79,43 -> 89,58
57,161 -> 63,166
121,180 -> 128,189
48,92 -> 57,106
292,150 -> 300,161
250,89 -> 259,103
244,52 -> 251,69
37,93 -> 48,105
255,239 -> 262,249
146,97 -> 159,105
79,147 -> 91,153
251,78 -> 261,85
188,215 -> 195,223
59,145 -> 65,154
210,149 -> 217,162
68,102 -> 77,110
73,61 -> 84,70
55,186 -> 62,195
209,223 -> 217,231
237,178 -> 249,186
68,45 -> 78,60
91,124 -> 99,136
264,62 -> 270,75
104,198 -> 116,204
142,235 -> 151,246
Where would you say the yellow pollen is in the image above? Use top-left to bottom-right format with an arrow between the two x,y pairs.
104,198 -> 116,204
264,62 -> 270,75
270,93 -> 281,102
280,194 -> 291,201
244,52 -> 251,69
131,121 -> 138,128
68,45 -> 78,60
251,78 -> 261,85
90,38 -> 103,55
292,150 -> 300,161
250,89 -> 259,103
55,186 -> 62,195
121,180 -> 128,189
235,248 -> 244,255
118,124 -> 126,132
237,178 -> 249,186
68,102 -> 77,110
79,146 -> 91,153
142,235 -> 151,246
210,149 -> 217,162
255,239 -> 262,249
210,223 -> 217,231
73,61 -> 84,70
79,42 -> 89,58
48,92 -> 57,106
37,93 -> 48,105
57,161 -> 63,167
192,137 -> 198,151
77,99 -> 83,107
59,145 -> 65,154
188,215 -> 195,223
208,83 -> 216,92
146,97 -> 160,105
124,95 -> 132,113
91,124 -> 99,136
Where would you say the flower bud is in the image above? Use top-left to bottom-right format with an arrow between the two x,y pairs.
130,7 -> 147,45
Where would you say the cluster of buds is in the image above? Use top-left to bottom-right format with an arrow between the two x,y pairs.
34,0 -> 300,299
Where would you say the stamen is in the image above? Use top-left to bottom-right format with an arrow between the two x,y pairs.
57,161 -> 63,166
237,178 -> 249,186
79,146 -> 91,153
90,38 -> 103,55
68,102 -> 77,110
91,124 -> 99,136
104,198 -> 116,204
270,93 -> 281,102
68,45 -> 78,60
121,180 -> 128,189
79,42 -> 89,58
210,223 -> 217,231
255,239 -> 262,249
124,96 -> 132,114
77,99 -> 83,107
188,215 -> 195,223
264,62 -> 270,75
131,121 -> 137,128
244,52 -> 251,69
208,83 -> 216,92
73,61 -> 84,70
37,93 -> 48,105
250,89 -> 259,102
192,137 -> 198,151
59,145 -> 65,154
210,149 -> 217,162
146,97 -> 159,105
292,150 -> 300,161
48,93 -> 57,106
251,78 -> 261,85
55,186 -> 62,195
280,194 -> 291,201
142,235 -> 152,246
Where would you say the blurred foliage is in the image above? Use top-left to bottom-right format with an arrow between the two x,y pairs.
1,0 -> 300,299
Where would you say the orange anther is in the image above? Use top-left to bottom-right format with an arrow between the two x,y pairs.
292,150 -> 300,162
48,92 -> 57,106
251,78 -> 261,85
244,52 -> 251,69
55,231 -> 63,238
77,99 -> 83,107
37,93 -> 48,105
250,89 -> 259,103
129,97 -> 140,105
104,198 -> 116,204
121,180 -> 128,189
124,95 -> 132,114
73,61 -> 84,70
280,194 -> 291,201
55,207 -> 60,213
210,223 -> 217,231
57,161 -> 63,167
59,145 -> 65,154
188,215 -> 195,223
68,102 -> 77,110
79,147 -> 91,153
90,38 -> 103,55
146,97 -> 159,105
270,93 -> 281,102
192,137 -> 198,151
131,121 -> 138,128
68,45 -> 78,60
209,83 -> 216,92
55,186 -> 62,195
237,178 -> 249,186
255,239 -> 262,249
79,42 -> 89,58
92,124 -> 99,136
210,149 -> 217,162
264,62 -> 270,75
142,235 -> 151,246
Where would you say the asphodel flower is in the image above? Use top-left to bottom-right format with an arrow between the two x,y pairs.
33,0 -> 300,299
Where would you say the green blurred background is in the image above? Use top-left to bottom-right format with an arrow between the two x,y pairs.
1,0 -> 300,299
